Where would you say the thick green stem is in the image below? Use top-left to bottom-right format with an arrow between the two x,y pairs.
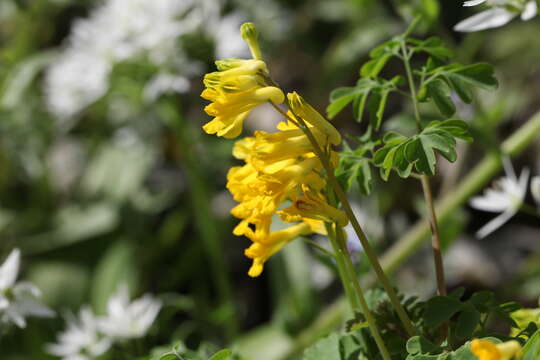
269,101 -> 417,337
335,225 -> 392,360
401,42 -> 447,297
325,222 -> 361,312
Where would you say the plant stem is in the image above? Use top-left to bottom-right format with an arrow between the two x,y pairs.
269,101 -> 417,337
325,222 -> 361,312
420,175 -> 447,296
335,225 -> 392,360
401,41 -> 447,297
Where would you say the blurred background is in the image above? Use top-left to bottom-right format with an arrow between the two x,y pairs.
0,0 -> 539,359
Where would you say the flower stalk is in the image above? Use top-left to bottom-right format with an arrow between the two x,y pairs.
401,41 -> 448,297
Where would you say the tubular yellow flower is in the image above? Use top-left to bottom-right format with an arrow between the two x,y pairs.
201,25 -> 285,139
225,118 -> 340,276
287,92 -> 342,145
471,339 -> 522,360
280,186 -> 349,227
244,220 -> 326,277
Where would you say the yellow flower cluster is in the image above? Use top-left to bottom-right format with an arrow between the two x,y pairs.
201,23 -> 346,277
471,339 -> 522,360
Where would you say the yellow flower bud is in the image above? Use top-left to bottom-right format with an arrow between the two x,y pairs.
240,22 -> 262,60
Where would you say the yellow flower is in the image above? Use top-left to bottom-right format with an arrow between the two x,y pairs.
280,186 -> 348,227
201,61 -> 284,138
471,339 -> 522,360
244,221 -> 324,277
226,119 -> 340,276
201,22 -> 284,139
287,92 -> 342,145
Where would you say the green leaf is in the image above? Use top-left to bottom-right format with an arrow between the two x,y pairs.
448,342 -> 478,360
327,87 -> 363,119
451,63 -> 498,90
303,333 -> 341,360
469,291 -> 495,313
425,79 -> 456,116
423,296 -> 463,328
410,37 -> 453,59
455,305 -> 481,339
336,141 -> 374,195
208,349 -> 232,360
374,120 -> 471,178
406,336 -> 442,355
447,74 -> 473,104
523,330 -> 540,360
361,52 -> 393,78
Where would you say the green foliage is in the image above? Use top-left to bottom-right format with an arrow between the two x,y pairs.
522,330 -> 540,360
146,343 -> 240,360
419,63 -> 498,116
373,120 -> 472,178
335,140 -> 375,195
327,76 -> 403,129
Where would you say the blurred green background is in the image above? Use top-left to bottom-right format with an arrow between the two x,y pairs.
0,0 -> 539,359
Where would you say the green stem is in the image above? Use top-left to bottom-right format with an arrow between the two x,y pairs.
335,225 -> 392,360
401,41 -> 447,297
325,222 -> 361,313
269,101 -> 417,337
302,238 -> 336,258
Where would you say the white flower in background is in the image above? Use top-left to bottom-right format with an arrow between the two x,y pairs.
143,73 -> 191,103
45,51 -> 111,120
47,307 -> 111,360
0,249 -> 54,328
531,176 -> 540,206
44,0 -> 206,119
470,161 -> 530,238
98,285 -> 161,339
454,0 -> 538,32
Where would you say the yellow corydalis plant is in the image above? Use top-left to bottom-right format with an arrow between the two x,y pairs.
471,339 -> 523,360
201,23 -> 283,139
201,22 -> 344,277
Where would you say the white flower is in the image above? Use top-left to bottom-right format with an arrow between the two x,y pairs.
44,0 -> 204,119
143,73 -> 190,103
47,307 -> 112,360
454,0 -> 537,32
0,249 -> 54,328
98,285 -> 161,339
531,176 -> 540,205
470,161 -> 530,238
45,51 -> 111,120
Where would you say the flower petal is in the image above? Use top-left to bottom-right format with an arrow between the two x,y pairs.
463,0 -> 487,6
521,0 -> 538,21
454,8 -> 516,32
476,209 -> 517,239
0,249 -> 20,290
